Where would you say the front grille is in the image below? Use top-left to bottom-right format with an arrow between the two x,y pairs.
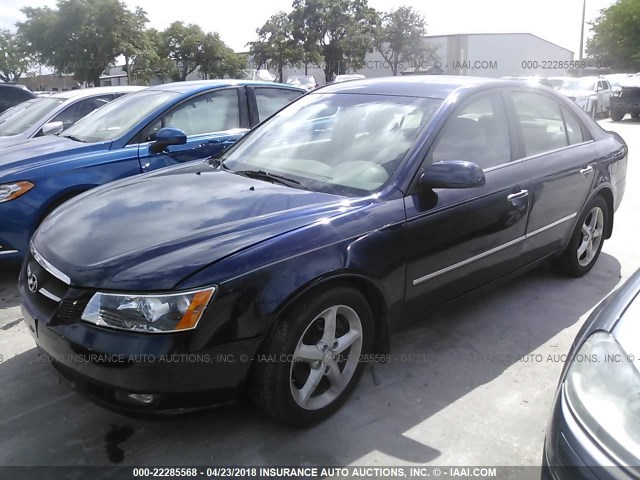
24,249 -> 71,319
621,87 -> 640,101
54,297 -> 89,324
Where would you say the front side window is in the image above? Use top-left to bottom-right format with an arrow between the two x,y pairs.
511,92 -> 569,157
222,93 -> 442,196
254,88 -> 303,121
430,93 -> 511,170
140,89 -> 240,141
62,90 -> 179,143
563,108 -> 585,145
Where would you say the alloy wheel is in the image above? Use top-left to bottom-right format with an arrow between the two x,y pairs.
577,206 -> 604,267
289,304 -> 363,410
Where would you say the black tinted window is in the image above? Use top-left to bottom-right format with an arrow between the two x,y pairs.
431,93 -> 511,170
254,88 -> 303,120
511,92 -> 568,157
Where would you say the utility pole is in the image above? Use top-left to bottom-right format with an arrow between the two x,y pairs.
579,0 -> 586,61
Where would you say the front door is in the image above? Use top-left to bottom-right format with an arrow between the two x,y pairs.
137,88 -> 247,172
403,91 -> 532,319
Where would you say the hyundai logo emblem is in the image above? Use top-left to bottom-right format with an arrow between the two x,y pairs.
27,266 -> 38,294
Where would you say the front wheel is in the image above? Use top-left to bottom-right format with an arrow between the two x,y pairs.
610,110 -> 625,121
553,196 -> 609,277
632,112 -> 640,120
250,284 -> 373,426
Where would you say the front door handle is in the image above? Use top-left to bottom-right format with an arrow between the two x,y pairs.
579,166 -> 594,176
507,189 -> 529,203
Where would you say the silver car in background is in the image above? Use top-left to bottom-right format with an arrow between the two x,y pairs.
0,85 -> 144,149
557,77 -> 612,119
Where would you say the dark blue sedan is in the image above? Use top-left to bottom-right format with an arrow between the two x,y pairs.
0,80 -> 304,261
20,76 -> 627,426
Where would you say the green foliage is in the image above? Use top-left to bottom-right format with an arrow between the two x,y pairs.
160,21 -> 207,81
18,0 -> 147,86
0,30 -> 31,83
586,0 -> 640,71
249,12 -> 302,82
198,32 -> 246,79
376,6 -> 433,76
127,28 -> 178,85
290,0 -> 379,82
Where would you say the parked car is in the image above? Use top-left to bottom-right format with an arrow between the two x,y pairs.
20,76 -> 627,426
286,75 -> 318,91
543,269 -> 640,479
610,76 -> 640,121
603,73 -> 634,96
0,86 -> 144,149
0,80 -> 305,261
557,77 -> 612,118
334,74 -> 366,83
0,84 -> 36,114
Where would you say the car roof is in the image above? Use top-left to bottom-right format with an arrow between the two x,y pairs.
314,75 -> 505,99
148,79 -> 305,94
50,86 -> 145,100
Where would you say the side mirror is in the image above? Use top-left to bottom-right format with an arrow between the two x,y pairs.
150,127 -> 187,153
41,121 -> 64,136
421,160 -> 486,189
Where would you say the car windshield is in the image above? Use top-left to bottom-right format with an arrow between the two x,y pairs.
0,97 -> 64,136
562,78 -> 596,91
222,93 -> 443,196
62,90 -> 178,143
299,77 -> 315,85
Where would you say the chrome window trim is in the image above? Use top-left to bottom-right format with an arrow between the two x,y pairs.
0,250 -> 19,256
412,212 -> 577,286
30,243 -> 71,285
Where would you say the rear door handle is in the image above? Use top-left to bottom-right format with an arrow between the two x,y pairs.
507,189 -> 529,203
579,166 -> 594,176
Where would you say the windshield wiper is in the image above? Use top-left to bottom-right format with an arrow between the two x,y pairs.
234,169 -> 304,188
61,135 -> 87,143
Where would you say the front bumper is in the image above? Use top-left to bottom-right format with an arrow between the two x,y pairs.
543,386 -> 637,480
610,98 -> 640,115
19,252 -> 262,413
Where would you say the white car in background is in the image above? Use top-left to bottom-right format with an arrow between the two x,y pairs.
557,76 -> 612,118
0,86 -> 144,149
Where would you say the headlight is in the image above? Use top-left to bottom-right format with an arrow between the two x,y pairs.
0,181 -> 34,203
565,332 -> 640,464
81,287 -> 216,333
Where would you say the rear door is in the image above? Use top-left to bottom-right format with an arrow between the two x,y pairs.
136,87 -> 249,172
403,90 -> 532,318
506,90 -> 597,261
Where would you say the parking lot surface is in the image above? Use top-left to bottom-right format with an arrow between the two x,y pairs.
1,118 -> 638,472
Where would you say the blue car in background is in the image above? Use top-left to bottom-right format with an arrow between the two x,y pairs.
0,80 -> 304,261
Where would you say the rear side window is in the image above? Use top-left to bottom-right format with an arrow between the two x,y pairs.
562,108 -> 585,145
430,92 -> 511,170
254,88 -> 303,120
510,92 -> 569,157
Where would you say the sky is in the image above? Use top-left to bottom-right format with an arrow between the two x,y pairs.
1,0 -> 616,56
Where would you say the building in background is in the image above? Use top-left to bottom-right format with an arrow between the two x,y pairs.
19,74 -> 81,92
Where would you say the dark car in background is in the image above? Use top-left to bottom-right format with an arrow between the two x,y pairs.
0,83 -> 36,113
0,80 -> 304,262
0,86 -> 144,148
610,77 -> 640,121
543,269 -> 640,479
20,76 -> 626,426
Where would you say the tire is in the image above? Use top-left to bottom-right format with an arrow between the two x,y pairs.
553,196 -> 609,277
632,113 -> 640,120
611,110 -> 625,121
250,284 -> 373,426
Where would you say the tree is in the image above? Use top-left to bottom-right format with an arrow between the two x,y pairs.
376,6 -> 432,76
160,21 -> 206,81
249,12 -> 301,82
18,0 -> 147,86
118,6 -> 150,85
198,32 -> 246,79
586,0 -> 640,71
0,30 -> 31,83
291,0 -> 379,82
127,28 -> 178,84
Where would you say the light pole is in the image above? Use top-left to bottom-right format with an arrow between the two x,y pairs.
579,0 -> 587,61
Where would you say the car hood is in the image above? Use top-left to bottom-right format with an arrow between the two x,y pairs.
0,135 -> 109,179
558,89 -> 594,98
34,163 -> 367,291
